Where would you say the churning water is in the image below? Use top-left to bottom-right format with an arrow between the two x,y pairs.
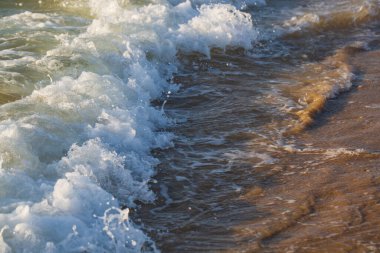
0,0 -> 380,252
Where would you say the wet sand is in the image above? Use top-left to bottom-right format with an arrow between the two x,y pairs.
229,49 -> 380,252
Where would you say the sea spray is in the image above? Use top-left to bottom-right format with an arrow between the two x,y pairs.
0,0 -> 256,251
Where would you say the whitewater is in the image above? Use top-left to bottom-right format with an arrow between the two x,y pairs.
0,0 -> 259,252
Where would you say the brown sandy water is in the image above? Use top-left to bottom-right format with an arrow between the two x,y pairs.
136,2 -> 380,252
245,49 -> 380,253
259,49 -> 380,253
139,48 -> 380,253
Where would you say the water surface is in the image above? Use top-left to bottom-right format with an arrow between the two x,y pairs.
0,0 -> 379,252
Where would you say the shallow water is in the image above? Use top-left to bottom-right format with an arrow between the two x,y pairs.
0,0 -> 380,252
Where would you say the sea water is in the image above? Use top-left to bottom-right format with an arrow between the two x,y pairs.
0,0 -> 380,252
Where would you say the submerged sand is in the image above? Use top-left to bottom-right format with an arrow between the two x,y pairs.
138,48 -> 380,253
231,49 -> 380,252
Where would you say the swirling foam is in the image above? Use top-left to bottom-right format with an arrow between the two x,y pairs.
0,0 -> 256,252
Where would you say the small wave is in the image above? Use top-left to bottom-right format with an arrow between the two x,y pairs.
283,0 -> 380,36
285,42 -> 367,133
54,0 -> 266,14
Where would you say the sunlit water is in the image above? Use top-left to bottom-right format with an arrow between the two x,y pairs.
0,0 -> 380,252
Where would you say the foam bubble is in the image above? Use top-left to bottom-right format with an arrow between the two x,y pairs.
0,11 -> 64,29
0,0 -> 257,251
176,3 -> 257,56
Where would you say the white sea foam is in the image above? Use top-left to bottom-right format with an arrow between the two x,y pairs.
58,0 -> 266,12
176,3 -> 256,56
0,11 -> 64,29
284,13 -> 320,32
0,0 -> 257,252
170,0 -> 266,9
